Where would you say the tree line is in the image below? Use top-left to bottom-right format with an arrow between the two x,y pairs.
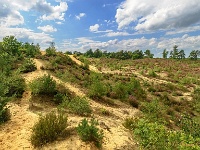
69,45 -> 200,60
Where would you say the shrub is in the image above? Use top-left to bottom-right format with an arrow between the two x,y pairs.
88,81 -> 107,99
31,111 -> 67,147
112,82 -> 128,99
0,97 -> 10,124
5,74 -> 26,98
148,69 -> 157,77
62,96 -> 92,116
133,118 -> 200,150
29,74 -> 56,95
76,118 -> 103,148
19,58 -> 37,73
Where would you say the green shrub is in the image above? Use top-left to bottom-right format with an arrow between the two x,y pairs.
62,97 -> 92,116
88,81 -> 107,99
148,69 -> 157,77
112,82 -> 128,99
31,111 -> 67,147
178,114 -> 200,138
77,118 -> 103,148
0,97 -> 10,124
19,58 -> 37,73
132,118 -> 200,150
29,74 -> 56,95
4,74 -> 26,98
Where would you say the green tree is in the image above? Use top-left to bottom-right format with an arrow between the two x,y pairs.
132,50 -> 144,59
177,49 -> 185,59
189,50 -> 200,60
84,49 -> 94,57
144,49 -> 154,58
170,45 -> 179,59
46,42 -> 56,56
162,49 -> 168,58
93,49 -> 102,58
2,36 -> 21,56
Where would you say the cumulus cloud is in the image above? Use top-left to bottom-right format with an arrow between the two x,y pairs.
37,25 -> 57,32
60,35 -> 200,57
0,0 -> 68,27
0,1 -> 24,27
89,24 -> 100,32
116,0 -> 200,31
40,2 -> 68,21
0,27 -> 54,49
75,13 -> 86,20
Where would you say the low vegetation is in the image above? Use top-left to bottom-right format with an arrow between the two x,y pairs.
61,96 -> 92,116
77,118 -> 104,148
31,111 -> 68,147
1,35 -> 200,149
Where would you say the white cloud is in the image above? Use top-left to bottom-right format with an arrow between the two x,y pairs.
40,2 -> 68,21
166,25 -> 200,35
0,0 -> 68,27
37,25 -> 57,32
60,35 -> 200,57
104,31 -> 131,37
0,27 -> 54,49
75,13 -> 86,20
89,24 -> 100,32
116,0 -> 200,31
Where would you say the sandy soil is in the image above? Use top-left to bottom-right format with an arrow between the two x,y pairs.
69,55 -> 100,73
0,58 -> 138,150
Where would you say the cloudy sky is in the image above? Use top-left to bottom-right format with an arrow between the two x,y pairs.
1,0 -> 200,57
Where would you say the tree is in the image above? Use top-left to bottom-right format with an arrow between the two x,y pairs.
132,50 -> 144,59
189,50 -> 200,60
21,42 -> 40,57
93,49 -> 103,58
170,45 -> 179,59
2,36 -> 21,56
144,49 -> 154,58
177,50 -> 185,59
46,42 -> 56,56
162,49 -> 168,59
84,49 -> 93,57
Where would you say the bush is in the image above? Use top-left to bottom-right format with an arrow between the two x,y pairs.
19,58 -> 37,73
148,69 -> 157,77
132,118 -> 200,150
88,81 -> 107,99
76,118 -> 103,148
111,82 -> 128,99
4,74 -> 26,98
0,98 -> 10,124
31,111 -> 67,147
29,74 -> 56,95
62,96 -> 92,116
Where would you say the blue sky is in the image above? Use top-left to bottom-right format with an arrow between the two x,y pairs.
1,0 -> 200,57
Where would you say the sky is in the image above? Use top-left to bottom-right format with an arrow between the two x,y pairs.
1,0 -> 200,57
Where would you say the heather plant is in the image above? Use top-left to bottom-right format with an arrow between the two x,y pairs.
31,111 -> 68,147
62,96 -> 92,116
76,118 -> 103,148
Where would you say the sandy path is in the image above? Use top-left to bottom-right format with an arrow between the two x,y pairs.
68,55 -> 100,73
0,58 -> 138,150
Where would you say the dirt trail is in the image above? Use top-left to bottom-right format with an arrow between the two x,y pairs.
0,58 -> 138,150
69,55 -> 100,73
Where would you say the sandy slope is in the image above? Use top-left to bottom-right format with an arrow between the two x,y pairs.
0,58 -> 138,150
